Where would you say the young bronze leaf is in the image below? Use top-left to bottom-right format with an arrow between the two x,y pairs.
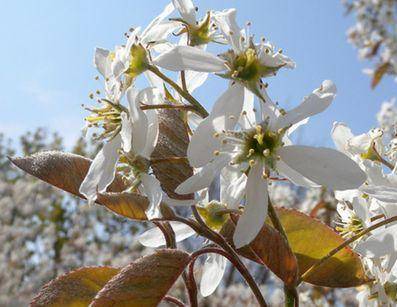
90,249 -> 190,307
275,208 -> 368,287
9,151 -> 149,220
30,266 -> 120,307
221,215 -> 298,286
151,109 -> 193,200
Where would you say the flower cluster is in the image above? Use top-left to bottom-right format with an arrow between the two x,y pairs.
10,1 -> 397,306
332,109 -> 397,305
79,0 -> 367,299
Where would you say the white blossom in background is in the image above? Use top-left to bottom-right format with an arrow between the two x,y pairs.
343,0 -> 397,84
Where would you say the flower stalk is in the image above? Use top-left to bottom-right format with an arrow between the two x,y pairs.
147,65 -> 208,118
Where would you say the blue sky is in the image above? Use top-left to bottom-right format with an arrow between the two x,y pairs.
1,0 -> 395,149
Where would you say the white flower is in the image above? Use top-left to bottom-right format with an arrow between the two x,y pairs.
335,196 -> 371,240
80,86 -> 163,219
94,2 -> 177,96
176,80 -> 366,247
153,8 -> 294,100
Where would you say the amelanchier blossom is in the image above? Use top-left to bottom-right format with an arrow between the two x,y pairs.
153,8 -> 295,101
176,80 -> 366,248
92,2 -> 177,101
80,86 -> 163,219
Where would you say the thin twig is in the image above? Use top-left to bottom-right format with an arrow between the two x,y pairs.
190,206 -> 268,307
181,71 -> 188,92
163,295 -> 186,307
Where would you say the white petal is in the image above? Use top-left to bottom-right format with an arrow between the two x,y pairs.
138,221 -> 196,247
141,2 -> 175,43
287,118 -> 309,136
260,48 -> 295,69
352,197 -> 369,223
141,109 -> 159,158
213,9 -> 242,53
278,145 -> 367,190
356,226 -> 397,258
200,253 -> 227,297
187,84 -> 245,167
141,174 -> 163,219
347,133 -> 372,155
153,45 -> 226,72
176,154 -> 231,194
221,167 -> 247,209
233,162 -> 268,248
79,135 -> 121,204
276,159 -> 320,188
331,122 -> 354,156
185,70 -> 208,93
120,112 -> 132,153
127,87 -> 149,156
274,80 -> 337,130
239,88 -> 255,130
94,48 -> 111,78
143,21 -> 179,46
173,0 -> 196,24
360,185 -> 397,203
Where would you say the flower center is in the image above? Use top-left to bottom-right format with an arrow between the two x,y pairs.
236,125 -> 284,169
189,13 -> 213,46
336,212 -> 365,238
85,100 -> 125,141
230,48 -> 261,82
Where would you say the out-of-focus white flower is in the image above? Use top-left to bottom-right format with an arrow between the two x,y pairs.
343,0 -> 397,86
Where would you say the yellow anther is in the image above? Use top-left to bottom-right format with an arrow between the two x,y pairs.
249,159 -> 256,167
89,93 -> 94,99
214,150 -> 220,156
213,132 -> 220,138
263,149 -> 270,156
247,148 -> 255,157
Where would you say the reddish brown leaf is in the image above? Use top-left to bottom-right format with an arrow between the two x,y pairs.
151,109 -> 193,200
30,266 -> 120,307
221,215 -> 298,286
91,249 -> 190,306
9,151 -> 150,220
